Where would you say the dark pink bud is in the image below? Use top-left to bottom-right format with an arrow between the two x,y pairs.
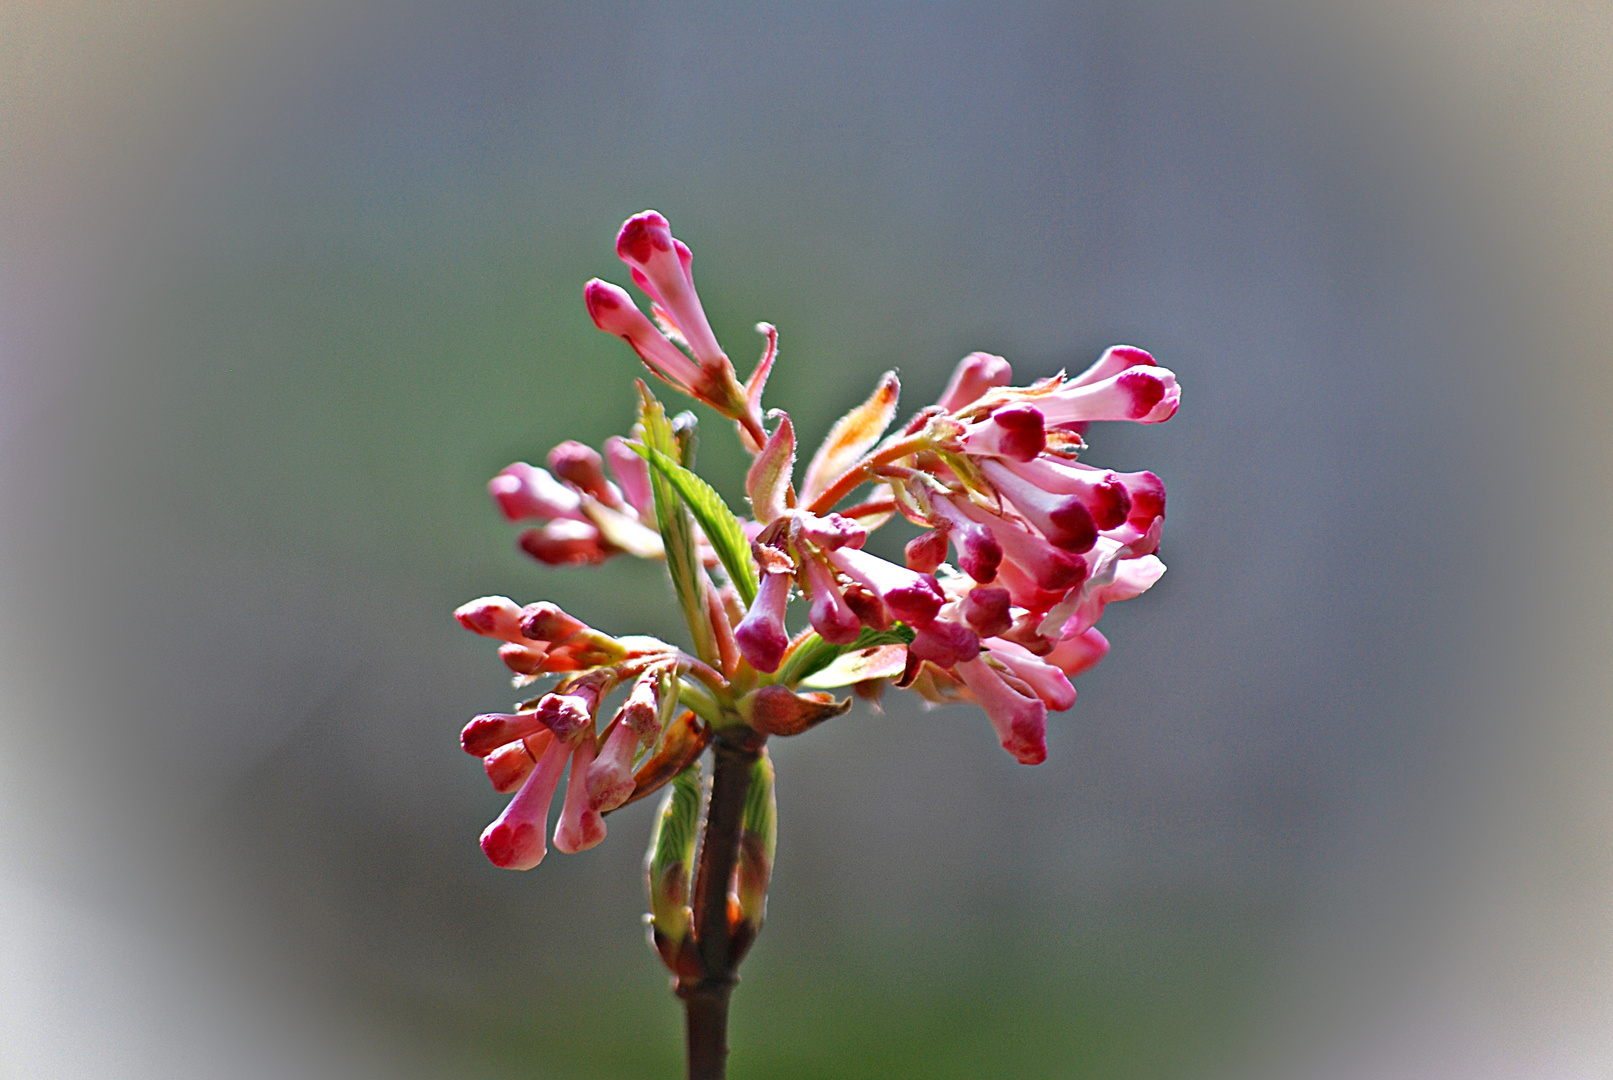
963,586 -> 1013,638
518,520 -> 611,566
796,512 -> 867,551
547,441 -> 619,505
905,530 -> 949,573
1003,457 -> 1134,531
1113,469 -> 1166,530
954,497 -> 1088,592
535,682 -> 601,742
585,278 -> 708,393
734,571 -> 793,673
936,352 -> 1013,412
498,641 -> 548,675
921,496 -> 1003,583
963,404 -> 1046,462
908,618 -> 981,667
842,584 -> 890,631
488,462 -> 584,522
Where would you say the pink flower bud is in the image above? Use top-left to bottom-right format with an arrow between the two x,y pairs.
585,278 -> 708,393
920,496 -> 1002,583
962,404 -> 1046,462
484,732 -> 551,794
908,616 -> 981,667
936,352 -> 1013,412
1045,627 -> 1110,678
826,546 -> 944,627
963,586 -> 1013,638
795,512 -> 867,551
480,734 -> 570,870
462,711 -> 548,757
454,595 -> 529,642
1038,366 -> 1180,425
905,530 -> 949,573
488,462 -> 584,522
800,553 -> 861,644
1002,457 -> 1134,531
615,211 -> 726,371
979,459 -> 1098,553
535,681 -> 601,742
497,641 -> 548,676
1110,469 -> 1166,530
956,656 -> 1048,765
1068,344 -> 1155,388
735,570 -> 793,673
554,738 -> 606,854
518,520 -> 611,566
518,601 -> 587,645
603,436 -> 655,521
547,440 -> 620,506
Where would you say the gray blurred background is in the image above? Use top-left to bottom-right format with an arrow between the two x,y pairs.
2,3 -> 1610,1078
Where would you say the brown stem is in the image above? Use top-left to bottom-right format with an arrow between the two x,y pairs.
679,728 -> 765,1080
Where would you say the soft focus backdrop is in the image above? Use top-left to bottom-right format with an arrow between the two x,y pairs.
3,3 -> 1610,1078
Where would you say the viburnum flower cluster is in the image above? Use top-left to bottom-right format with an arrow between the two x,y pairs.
456,210 -> 1178,1080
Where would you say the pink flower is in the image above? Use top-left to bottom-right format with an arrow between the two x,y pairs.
615,211 -> 727,374
585,278 -> 711,398
734,569 -> 793,672
1036,365 -> 1180,425
955,656 -> 1049,765
935,352 -> 1013,411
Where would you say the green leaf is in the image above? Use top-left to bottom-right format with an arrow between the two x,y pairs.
637,383 -> 717,663
631,443 -> 760,608
799,643 -> 908,689
776,624 -> 915,688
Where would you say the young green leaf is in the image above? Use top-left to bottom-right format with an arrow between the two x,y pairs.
631,443 -> 760,608
646,763 -> 703,949
637,382 -> 717,663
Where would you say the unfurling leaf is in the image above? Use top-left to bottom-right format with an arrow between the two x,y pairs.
745,413 -> 795,524
637,382 -> 716,662
632,442 -> 760,607
800,371 -> 900,505
799,643 -> 908,689
646,763 -> 703,967
775,623 -> 917,688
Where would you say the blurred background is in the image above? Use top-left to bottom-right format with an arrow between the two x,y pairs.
2,3 -> 1610,1078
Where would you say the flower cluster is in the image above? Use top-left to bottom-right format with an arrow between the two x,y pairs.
458,209 -> 1179,879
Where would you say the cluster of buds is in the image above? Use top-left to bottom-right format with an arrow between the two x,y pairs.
455,595 -> 710,869
459,208 -> 1177,881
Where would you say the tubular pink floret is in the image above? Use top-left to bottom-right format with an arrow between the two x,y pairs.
615,211 -> 726,371
555,738 -> 607,853
519,602 -> 588,645
463,711 -> 550,757
800,552 -> 861,644
1037,366 -> 1180,426
586,721 -> 640,812
962,404 -> 1046,462
1108,468 -> 1166,530
922,497 -> 1002,583
979,459 -> 1098,553
480,734 -> 571,870
825,547 -> 944,627
1003,457 -> 1133,532
484,731 -> 552,794
603,436 -> 655,521
547,441 -> 621,507
455,596 -> 530,643
497,641 -> 548,676
1069,344 -> 1156,388
795,512 -> 867,551
905,530 -> 949,574
734,570 -> 793,673
955,656 -> 1048,765
585,278 -> 708,392
936,352 -> 1013,411
519,520 -> 611,566
963,586 -> 1013,638
535,681 -> 602,742
1045,627 -> 1110,679
987,642 -> 1077,711
489,463 -> 585,523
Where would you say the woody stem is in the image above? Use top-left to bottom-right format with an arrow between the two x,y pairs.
680,728 -> 765,1080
